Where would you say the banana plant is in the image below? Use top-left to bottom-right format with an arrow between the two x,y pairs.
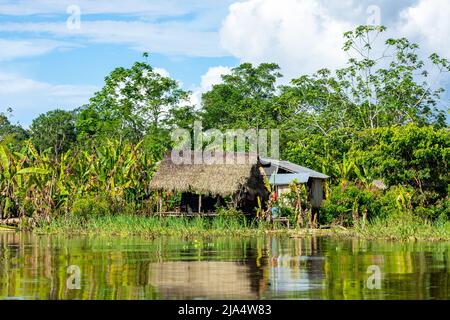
1,138 -> 154,221
334,153 -> 355,188
353,163 -> 373,189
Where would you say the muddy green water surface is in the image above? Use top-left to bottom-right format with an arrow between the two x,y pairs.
0,232 -> 449,299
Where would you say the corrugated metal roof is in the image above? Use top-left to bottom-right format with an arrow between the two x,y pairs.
268,173 -> 310,185
260,157 -> 329,179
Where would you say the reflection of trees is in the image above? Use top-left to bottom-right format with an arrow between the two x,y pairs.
321,239 -> 450,300
261,236 -> 450,300
0,233 -> 267,300
1,233 -> 449,300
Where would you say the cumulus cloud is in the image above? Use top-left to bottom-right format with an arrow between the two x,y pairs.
189,66 -> 232,107
199,66 -> 232,92
398,0 -> 450,57
220,0 -> 353,80
218,0 -> 450,118
219,0 -> 450,82
0,72 -> 97,126
153,67 -> 170,78
2,0 -> 450,124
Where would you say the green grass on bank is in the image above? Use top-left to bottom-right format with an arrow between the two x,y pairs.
355,212 -> 450,241
33,215 -> 277,238
29,213 -> 450,241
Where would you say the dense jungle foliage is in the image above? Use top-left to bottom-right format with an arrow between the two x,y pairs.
0,26 -> 449,230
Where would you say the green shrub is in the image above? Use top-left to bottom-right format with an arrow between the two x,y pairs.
279,204 -> 294,220
70,194 -> 111,219
320,182 -> 382,226
216,206 -> 244,218
319,181 -> 449,227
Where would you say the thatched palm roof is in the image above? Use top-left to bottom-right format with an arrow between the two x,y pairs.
149,152 -> 261,196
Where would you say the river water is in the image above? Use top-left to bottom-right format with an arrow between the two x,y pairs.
0,232 -> 449,299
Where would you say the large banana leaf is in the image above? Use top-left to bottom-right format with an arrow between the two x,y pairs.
0,145 -> 11,179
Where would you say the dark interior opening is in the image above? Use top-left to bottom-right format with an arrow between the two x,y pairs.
180,193 -> 226,213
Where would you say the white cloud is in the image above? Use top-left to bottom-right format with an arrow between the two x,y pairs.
153,67 -> 170,78
200,66 -> 232,92
0,39 -> 77,61
0,1 -> 240,59
0,72 -> 97,126
0,20 -> 227,57
0,0 -> 189,16
220,0 -> 353,79
219,0 -> 450,81
398,0 -> 450,57
2,0 -> 450,125
189,66 -> 232,107
396,0 -> 450,116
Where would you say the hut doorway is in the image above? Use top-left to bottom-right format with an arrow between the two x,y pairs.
180,193 -> 226,214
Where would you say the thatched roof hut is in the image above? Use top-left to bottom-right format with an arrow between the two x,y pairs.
149,152 -> 265,197
149,152 -> 329,213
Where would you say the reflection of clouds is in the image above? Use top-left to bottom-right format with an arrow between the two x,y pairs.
269,266 -> 321,293
266,237 -> 326,297
268,254 -> 326,295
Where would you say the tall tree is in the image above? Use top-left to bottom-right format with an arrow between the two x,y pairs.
0,110 -> 28,147
30,109 -> 76,157
76,54 -> 189,144
201,63 -> 282,130
279,25 -> 449,137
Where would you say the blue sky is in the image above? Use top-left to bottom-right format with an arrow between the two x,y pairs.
0,0 -> 449,126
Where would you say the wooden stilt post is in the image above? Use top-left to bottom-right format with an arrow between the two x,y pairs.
308,207 -> 312,228
158,192 -> 162,217
198,194 -> 202,214
156,191 -> 159,215
312,209 -> 317,229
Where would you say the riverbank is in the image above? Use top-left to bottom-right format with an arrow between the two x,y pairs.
32,215 -> 274,238
7,213 -> 445,241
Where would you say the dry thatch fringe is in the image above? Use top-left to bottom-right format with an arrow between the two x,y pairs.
149,152 -> 260,196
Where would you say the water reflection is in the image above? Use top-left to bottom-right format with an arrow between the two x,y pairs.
0,232 -> 449,300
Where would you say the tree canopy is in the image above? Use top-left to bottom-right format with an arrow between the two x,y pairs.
0,110 -> 28,146
1,26 -> 449,224
201,63 -> 282,130
30,109 -> 76,157
76,54 -> 190,145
